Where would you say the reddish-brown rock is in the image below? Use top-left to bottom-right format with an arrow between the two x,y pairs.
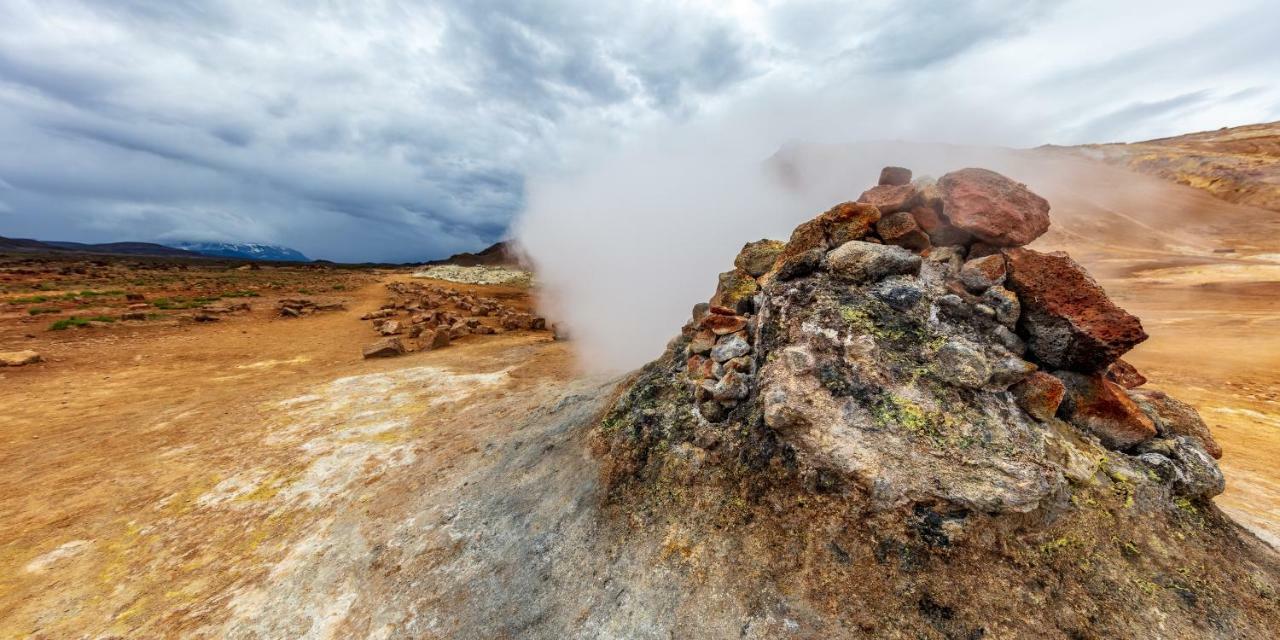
700,313 -> 747,336
875,211 -> 931,251
709,268 -> 759,312
689,328 -> 716,354
1010,371 -> 1065,422
733,239 -> 785,278
362,337 -> 406,358
879,166 -> 913,186
1105,359 -> 1147,389
776,202 -> 881,264
686,354 -> 715,380
857,184 -> 919,215
1003,247 -> 1147,371
938,168 -> 1050,246
1056,371 -> 1157,450
1128,389 -> 1223,459
959,254 -> 1007,292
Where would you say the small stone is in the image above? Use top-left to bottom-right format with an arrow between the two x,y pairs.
723,355 -> 755,375
421,329 -> 451,350
775,249 -> 824,281
1135,436 -> 1224,498
857,184 -> 919,214
1011,371 -> 1065,422
710,334 -> 751,363
701,314 -> 747,336
1056,371 -> 1157,450
879,166 -> 912,186
0,350 -> 41,366
1105,359 -> 1147,389
991,324 -> 1026,355
689,328 -> 716,354
875,212 -> 931,252
870,276 -> 925,311
698,400 -> 727,422
710,268 -> 759,311
362,337 -> 406,358
734,239 -> 786,278
981,286 -> 1020,328
826,241 -> 922,282
710,370 -> 750,401
988,356 -> 1037,389
1128,389 -> 1222,459
959,254 -> 1007,292
938,168 -> 1051,246
687,354 -> 715,379
935,294 -> 971,319
379,320 -> 403,336
935,339 -> 990,388
691,302 -> 710,325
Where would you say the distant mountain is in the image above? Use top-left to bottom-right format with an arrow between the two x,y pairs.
1,237 -> 203,257
168,241 -> 310,262
424,241 -> 520,267
42,240 -> 202,257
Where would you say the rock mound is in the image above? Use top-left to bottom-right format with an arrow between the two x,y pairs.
593,167 -> 1277,638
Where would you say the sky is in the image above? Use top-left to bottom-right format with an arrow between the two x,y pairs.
0,0 -> 1277,262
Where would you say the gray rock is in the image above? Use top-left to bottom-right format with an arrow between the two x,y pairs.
987,355 -> 1037,389
991,324 -> 1026,355
870,276 -> 925,311
935,294 -> 971,319
934,339 -> 991,388
825,241 -> 922,282
710,334 -> 750,363
982,286 -> 1021,328
1136,436 -> 1225,498
710,370 -> 751,402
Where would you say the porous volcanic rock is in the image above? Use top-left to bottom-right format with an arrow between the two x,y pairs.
857,183 -> 919,214
1004,247 -> 1147,371
586,165 -> 1274,640
939,168 -> 1051,246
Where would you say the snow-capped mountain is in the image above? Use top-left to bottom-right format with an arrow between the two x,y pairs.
168,241 -> 310,262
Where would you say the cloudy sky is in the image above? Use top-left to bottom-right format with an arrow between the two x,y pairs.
1,0 -> 1277,262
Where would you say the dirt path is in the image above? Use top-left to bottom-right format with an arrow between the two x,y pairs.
0,274 -> 584,638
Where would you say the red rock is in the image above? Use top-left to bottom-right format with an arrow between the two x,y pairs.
879,166 -> 913,186
938,168 -> 1050,247
1127,389 -> 1223,459
959,254 -> 1006,292
687,354 -> 715,379
1056,371 -> 1157,449
1105,359 -> 1147,389
1011,371 -> 1064,422
875,211 -> 931,251
709,305 -> 737,316
424,329 -> 451,350
700,313 -> 747,336
777,202 -> 881,263
1003,247 -> 1147,371
909,205 -> 971,247
857,184 -> 918,215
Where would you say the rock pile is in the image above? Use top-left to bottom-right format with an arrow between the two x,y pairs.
603,166 -> 1224,515
278,298 -> 345,318
360,281 -> 547,358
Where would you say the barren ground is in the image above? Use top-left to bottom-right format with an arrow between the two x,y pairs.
1,161 -> 1279,636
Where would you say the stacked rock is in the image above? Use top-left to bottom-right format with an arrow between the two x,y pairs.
670,165 -> 1222,502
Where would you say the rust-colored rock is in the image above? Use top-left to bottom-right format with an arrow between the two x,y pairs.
776,202 -> 881,264
939,168 -> 1051,246
1056,371 -> 1157,450
362,337 -> 406,358
1003,247 -> 1147,372
1105,359 -> 1147,389
688,328 -> 716,354
700,313 -> 747,336
1010,371 -> 1065,422
709,268 -> 758,312
686,354 -> 715,380
959,254 -> 1007,292
879,166 -> 912,186
1128,389 -> 1223,459
857,184 -> 918,215
875,211 -> 931,251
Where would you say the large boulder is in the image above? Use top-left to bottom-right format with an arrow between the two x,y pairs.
1003,248 -> 1147,372
1056,371 -> 1157,450
938,168 -> 1051,246
1128,389 -> 1223,459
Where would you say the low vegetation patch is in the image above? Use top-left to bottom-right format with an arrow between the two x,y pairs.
49,315 -> 116,330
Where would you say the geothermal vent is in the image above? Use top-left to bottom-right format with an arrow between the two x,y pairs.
593,167 -> 1279,638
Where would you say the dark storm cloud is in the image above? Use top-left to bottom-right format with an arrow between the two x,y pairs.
0,0 -> 1277,261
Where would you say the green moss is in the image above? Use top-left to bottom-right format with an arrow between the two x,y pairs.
27,306 -> 60,315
